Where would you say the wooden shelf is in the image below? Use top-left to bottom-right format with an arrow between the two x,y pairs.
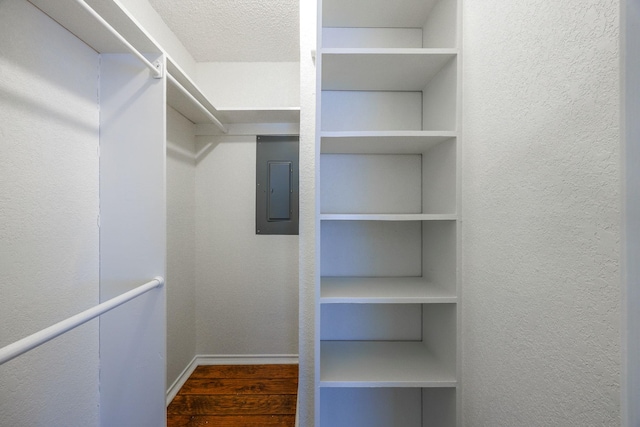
322,49 -> 456,91
217,107 -> 301,124
24,3 -> 225,129
320,341 -> 456,387
320,277 -> 456,304
320,214 -> 456,221
166,79 -> 219,125
29,0 -> 160,55
167,59 -> 300,128
321,131 -> 455,154
165,58 -> 229,130
323,0 -> 443,28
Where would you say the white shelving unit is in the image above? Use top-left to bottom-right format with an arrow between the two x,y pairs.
321,131 -> 455,154
33,1 -> 300,136
322,49 -> 456,91
316,0 -> 461,425
320,277 -> 456,304
167,57 -> 300,133
321,341 -> 456,387
167,57 -> 301,131
166,58 -> 227,130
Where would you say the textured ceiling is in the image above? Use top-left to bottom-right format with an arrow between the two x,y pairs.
147,0 -> 299,62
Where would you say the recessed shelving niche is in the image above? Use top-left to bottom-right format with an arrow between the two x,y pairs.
317,0 -> 460,424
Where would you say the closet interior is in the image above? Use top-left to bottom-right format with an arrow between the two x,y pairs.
2,0 -> 629,426
1,0 -> 299,424
3,0 -> 461,424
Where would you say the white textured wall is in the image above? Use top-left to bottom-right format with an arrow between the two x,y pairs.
0,0 -> 100,425
166,107 -> 197,387
298,0 -> 318,424
462,1 -> 621,426
196,62 -> 300,108
195,135 -> 299,356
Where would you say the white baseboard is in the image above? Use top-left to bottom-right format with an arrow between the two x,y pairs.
196,354 -> 299,365
166,356 -> 199,406
166,354 -> 299,406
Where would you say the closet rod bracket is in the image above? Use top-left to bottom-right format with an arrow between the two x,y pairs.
152,60 -> 164,79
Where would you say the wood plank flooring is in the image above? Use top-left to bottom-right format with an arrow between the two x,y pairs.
167,364 -> 298,427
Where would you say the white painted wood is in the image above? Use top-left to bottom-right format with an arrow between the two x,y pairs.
316,0 -> 460,424
167,73 -> 227,131
322,28 -> 423,48
322,49 -> 456,91
166,356 -> 198,406
99,53 -> 166,427
453,2 -> 462,423
321,304 -> 423,341
320,277 -> 457,303
167,80 -> 215,125
422,138 -> 457,214
217,107 -> 301,124
321,141 -> 457,215
321,220 -> 456,293
320,220 -> 455,290
322,91 -> 422,131
195,62 -> 300,111
191,112 -> 300,134
166,58 -> 226,129
422,0 -> 458,48
321,154 -> 422,214
321,388 -> 457,427
117,0 -> 197,77
321,388 -> 423,427
422,304 -> 457,376
423,56 -> 457,131
320,214 -> 457,221
28,0 -> 159,54
166,107 -> 197,396
321,221 -> 422,277
195,354 -> 300,365
320,341 -> 456,387
322,0 -> 440,28
30,1 -> 300,138
196,122 -> 300,136
422,388 -> 457,427
68,0 -> 162,76
423,221 -> 457,295
321,132 -> 456,154
623,2 -> 640,425
168,53 -> 299,130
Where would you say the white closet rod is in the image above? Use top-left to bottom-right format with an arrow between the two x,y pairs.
73,0 -> 163,78
0,277 -> 164,365
167,72 -> 229,133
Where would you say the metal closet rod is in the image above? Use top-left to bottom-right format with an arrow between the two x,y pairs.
73,0 -> 163,78
0,277 -> 165,365
167,72 -> 229,133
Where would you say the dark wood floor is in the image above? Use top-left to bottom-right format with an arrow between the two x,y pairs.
167,364 -> 298,427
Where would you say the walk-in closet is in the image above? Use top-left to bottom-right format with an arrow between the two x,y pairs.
0,0 -> 632,426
